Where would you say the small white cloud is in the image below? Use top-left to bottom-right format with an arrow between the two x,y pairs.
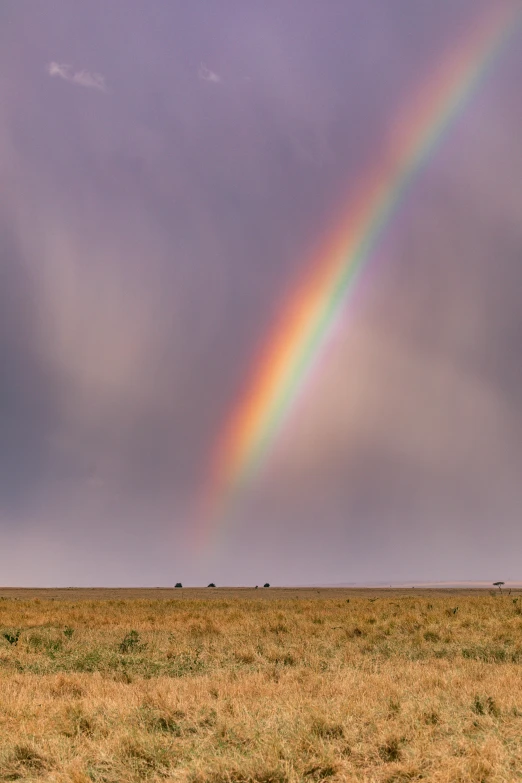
70,69 -> 107,92
198,63 -> 221,84
48,62 -> 71,80
48,62 -> 108,93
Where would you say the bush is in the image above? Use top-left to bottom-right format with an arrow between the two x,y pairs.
264,583 -> 270,588
3,630 -> 21,646
119,630 -> 141,653
207,583 -> 216,588
175,583 -> 182,588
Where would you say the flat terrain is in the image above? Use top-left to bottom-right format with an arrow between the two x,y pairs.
1,589 -> 521,782
0,587 -> 513,601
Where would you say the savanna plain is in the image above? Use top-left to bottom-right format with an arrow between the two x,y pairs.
1,588 -> 521,782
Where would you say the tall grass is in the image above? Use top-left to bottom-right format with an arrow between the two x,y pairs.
0,591 -> 521,781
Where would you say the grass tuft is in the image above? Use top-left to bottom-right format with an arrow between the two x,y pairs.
379,737 -> 403,763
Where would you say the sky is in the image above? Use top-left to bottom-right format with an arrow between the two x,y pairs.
1,0 -> 521,586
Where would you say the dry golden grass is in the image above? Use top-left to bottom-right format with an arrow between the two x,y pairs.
1,589 -> 522,782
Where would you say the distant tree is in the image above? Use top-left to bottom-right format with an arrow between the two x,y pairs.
255,586 -> 258,589
493,581 -> 505,593
263,583 -> 270,588
207,583 -> 216,588
175,582 -> 182,588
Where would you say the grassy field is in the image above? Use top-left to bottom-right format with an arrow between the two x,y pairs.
0,588 -> 521,782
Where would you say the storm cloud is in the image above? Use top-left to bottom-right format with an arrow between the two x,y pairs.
0,0 -> 521,586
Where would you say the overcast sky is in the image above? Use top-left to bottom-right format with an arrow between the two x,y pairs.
1,0 -> 521,586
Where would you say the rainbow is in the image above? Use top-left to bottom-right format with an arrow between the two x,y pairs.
194,4 -> 520,546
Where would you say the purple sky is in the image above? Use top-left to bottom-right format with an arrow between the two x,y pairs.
1,0 -> 521,586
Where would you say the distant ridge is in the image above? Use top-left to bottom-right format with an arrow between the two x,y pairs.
306,581 -> 522,589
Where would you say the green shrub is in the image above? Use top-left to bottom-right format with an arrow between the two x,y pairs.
119,630 -> 141,653
3,630 -> 20,646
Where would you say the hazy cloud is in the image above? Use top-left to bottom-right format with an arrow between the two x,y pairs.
198,63 -> 221,84
48,61 -> 108,92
